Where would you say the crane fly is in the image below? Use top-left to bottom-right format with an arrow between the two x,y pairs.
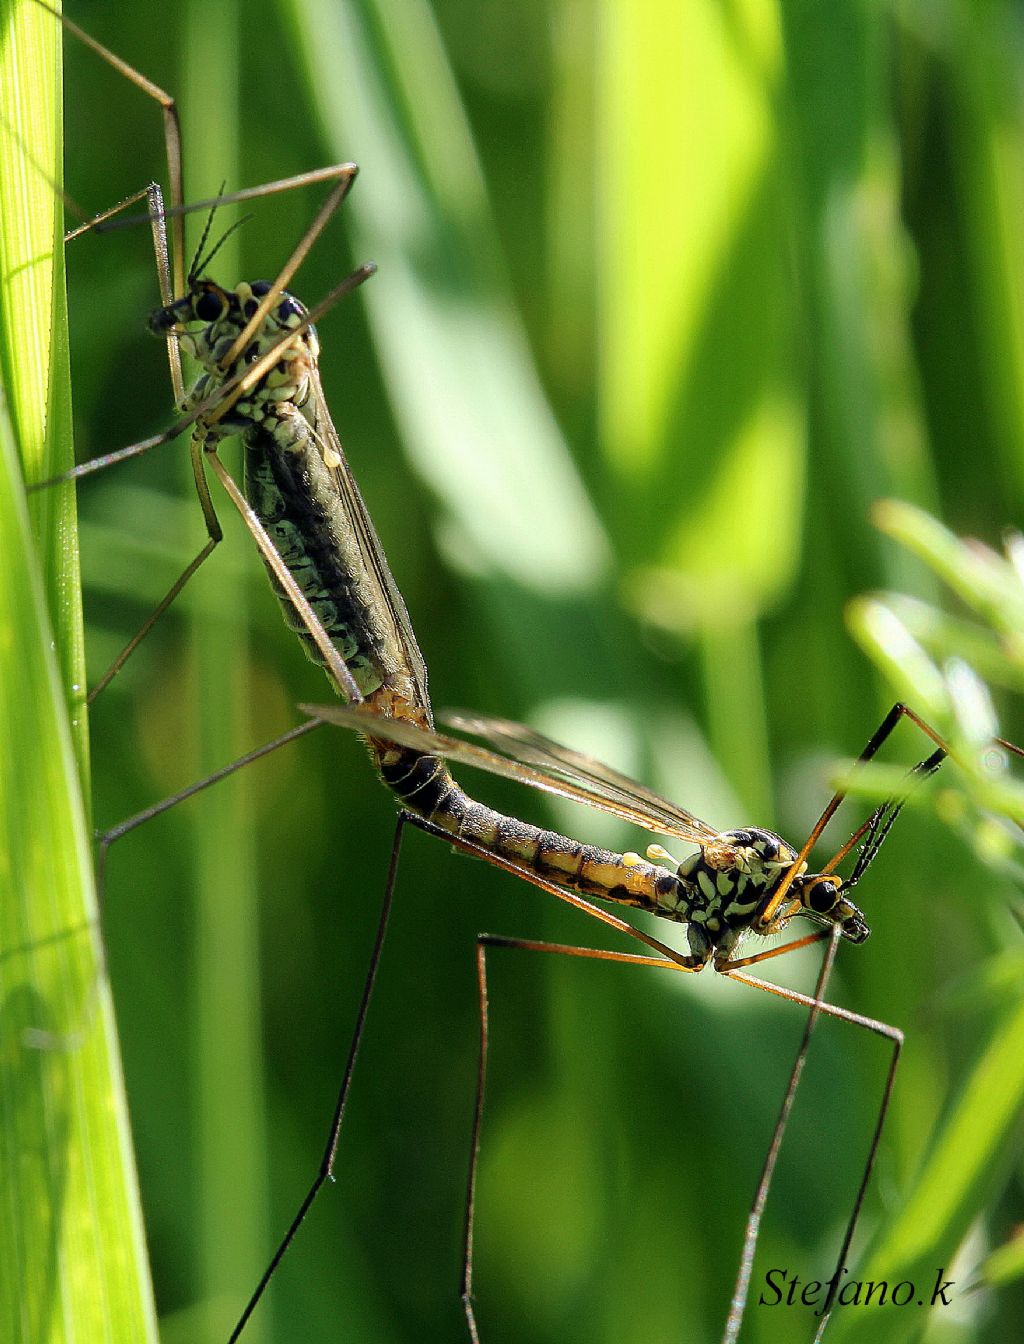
21,5 -> 1022,1344
93,162 -> 953,1344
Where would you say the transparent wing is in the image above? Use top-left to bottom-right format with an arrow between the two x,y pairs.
441,710 -> 721,842
308,368 -> 432,713
301,701 -> 722,849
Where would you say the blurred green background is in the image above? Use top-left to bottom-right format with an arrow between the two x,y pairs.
43,0 -> 1024,1341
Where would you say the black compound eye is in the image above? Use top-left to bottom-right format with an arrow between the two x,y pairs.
195,288 -> 226,323
807,880 -> 840,915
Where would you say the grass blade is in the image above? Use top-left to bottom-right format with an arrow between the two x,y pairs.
0,2 -> 157,1340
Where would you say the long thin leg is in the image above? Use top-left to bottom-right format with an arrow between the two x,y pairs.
35,0 -> 186,297
720,931 -> 839,1344
95,718 -> 327,890
98,746 -> 704,1339
401,818 -> 901,1343
408,817 -> 708,967
726,965 -> 903,1341
761,703 -> 953,925
32,242 -> 372,493
460,933 -> 695,1343
85,534 -> 217,704
36,252 -> 374,702
462,937 -> 489,1344
721,928 -> 831,972
811,1041 -> 902,1340
38,0 -> 186,413
430,808 -> 908,1343
65,179 -> 175,343
24,718 -> 329,1051
62,170 -> 184,424
216,167 -> 359,370
61,175 -> 183,703
40,0 -> 369,700
64,185 -> 155,243
819,748 -> 945,881
93,738 -> 907,1340
820,724 -> 1022,884
204,440 -> 367,702
457,920 -> 901,1344
93,164 -> 360,238
226,812 -> 409,1344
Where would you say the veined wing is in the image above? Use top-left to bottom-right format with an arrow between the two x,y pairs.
301,701 -> 722,849
307,367 -> 432,714
442,710 -> 721,843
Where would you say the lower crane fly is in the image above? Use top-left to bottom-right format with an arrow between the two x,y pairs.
25,4 -> 1020,1342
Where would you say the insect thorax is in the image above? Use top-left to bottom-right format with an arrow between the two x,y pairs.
157,279 -> 317,431
156,278 -> 401,699
674,827 -> 799,945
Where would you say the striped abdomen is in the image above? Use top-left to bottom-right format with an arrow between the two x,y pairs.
245,411 -> 423,706
373,742 -> 689,919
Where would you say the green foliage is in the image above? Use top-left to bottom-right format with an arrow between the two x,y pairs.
18,1 -> 1024,1343
0,1 -> 157,1340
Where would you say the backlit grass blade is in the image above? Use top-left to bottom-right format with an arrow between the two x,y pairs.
0,2 -> 157,1340
279,0 -> 609,599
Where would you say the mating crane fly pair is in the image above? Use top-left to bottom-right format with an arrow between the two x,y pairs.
24,5 -> 1019,1343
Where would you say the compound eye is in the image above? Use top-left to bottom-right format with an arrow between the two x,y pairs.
277,295 -> 303,323
806,879 -> 840,915
195,286 -> 227,323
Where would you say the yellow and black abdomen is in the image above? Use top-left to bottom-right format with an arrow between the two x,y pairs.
373,742 -> 687,918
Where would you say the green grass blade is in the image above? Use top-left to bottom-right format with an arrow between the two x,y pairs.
177,1 -> 271,1335
279,0 -> 609,599
0,2 -> 157,1340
